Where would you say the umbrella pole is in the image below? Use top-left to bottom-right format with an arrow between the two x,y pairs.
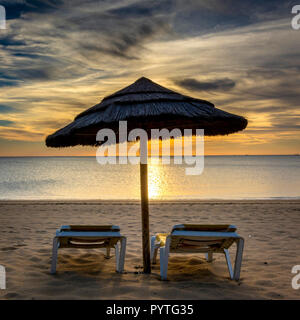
140,139 -> 151,274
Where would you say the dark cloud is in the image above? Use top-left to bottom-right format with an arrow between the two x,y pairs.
173,0 -> 294,35
0,1 -> 171,85
0,36 -> 26,46
175,78 -> 236,92
13,67 -> 54,81
107,0 -> 173,18
0,0 -> 293,89
0,120 -> 14,127
0,56 -> 92,83
12,53 -> 43,59
0,79 -> 20,87
0,105 -> 17,113
2,0 -> 62,19
61,7 -> 171,60
76,21 -> 169,60
0,69 -> 50,84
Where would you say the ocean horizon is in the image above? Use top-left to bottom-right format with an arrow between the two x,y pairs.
0,155 -> 299,201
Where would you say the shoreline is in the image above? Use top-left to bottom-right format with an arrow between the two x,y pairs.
1,199 -> 300,204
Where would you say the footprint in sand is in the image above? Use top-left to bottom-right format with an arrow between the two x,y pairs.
1,247 -> 18,251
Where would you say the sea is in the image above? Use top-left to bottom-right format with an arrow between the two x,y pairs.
0,156 -> 299,200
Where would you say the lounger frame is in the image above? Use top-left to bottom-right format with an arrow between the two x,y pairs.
51,225 -> 126,274
151,224 -> 244,281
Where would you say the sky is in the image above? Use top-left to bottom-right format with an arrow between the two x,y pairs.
0,0 -> 299,156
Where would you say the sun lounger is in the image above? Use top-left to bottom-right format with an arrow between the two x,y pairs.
50,225 -> 126,274
151,224 -> 244,281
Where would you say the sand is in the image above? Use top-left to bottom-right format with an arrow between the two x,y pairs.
0,200 -> 299,300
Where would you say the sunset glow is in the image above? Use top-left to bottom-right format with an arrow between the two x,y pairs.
0,1 -> 299,156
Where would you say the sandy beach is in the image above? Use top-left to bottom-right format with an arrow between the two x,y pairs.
0,200 -> 299,300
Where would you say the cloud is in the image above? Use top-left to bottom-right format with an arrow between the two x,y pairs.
0,105 -> 16,113
29,119 -> 72,131
0,120 -> 14,126
172,0 -> 293,35
0,0 -> 172,89
0,0 -> 294,88
0,0 -> 299,154
0,36 -> 26,46
174,78 -> 236,92
0,127 -> 44,141
228,106 -> 288,114
270,114 -> 300,131
2,0 -> 60,19
107,0 -> 173,18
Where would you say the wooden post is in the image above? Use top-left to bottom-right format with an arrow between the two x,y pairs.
140,138 -> 151,273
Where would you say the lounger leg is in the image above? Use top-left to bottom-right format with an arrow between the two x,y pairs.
118,237 -> 126,273
115,243 -> 120,272
50,237 -> 59,274
105,247 -> 111,259
224,249 -> 234,280
206,252 -> 213,262
233,238 -> 244,281
160,247 -> 166,279
160,237 -> 170,280
151,236 -> 158,264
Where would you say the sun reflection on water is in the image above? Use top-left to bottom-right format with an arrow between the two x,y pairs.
148,161 -> 165,199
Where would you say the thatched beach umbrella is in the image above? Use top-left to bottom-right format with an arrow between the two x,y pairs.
46,77 -> 247,273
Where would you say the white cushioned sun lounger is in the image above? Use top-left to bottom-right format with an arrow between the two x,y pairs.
151,224 -> 244,281
50,225 -> 126,274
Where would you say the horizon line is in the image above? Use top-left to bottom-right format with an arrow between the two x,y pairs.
0,154 -> 299,158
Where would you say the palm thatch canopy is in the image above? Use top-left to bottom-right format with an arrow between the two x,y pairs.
46,77 -> 247,147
